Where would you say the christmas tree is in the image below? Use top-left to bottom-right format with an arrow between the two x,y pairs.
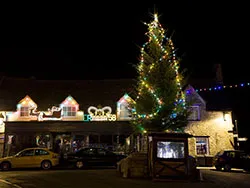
130,13 -> 189,133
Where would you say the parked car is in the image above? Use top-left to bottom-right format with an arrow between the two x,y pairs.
0,147 -> 60,171
65,147 -> 127,169
213,149 -> 250,172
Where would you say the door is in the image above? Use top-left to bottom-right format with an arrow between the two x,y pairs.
96,148 -> 116,166
228,151 -> 242,169
33,149 -> 51,167
11,149 -> 35,168
77,148 -> 98,166
239,152 -> 249,169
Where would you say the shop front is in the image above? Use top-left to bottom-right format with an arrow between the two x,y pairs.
3,121 -> 133,157
0,93 -> 135,157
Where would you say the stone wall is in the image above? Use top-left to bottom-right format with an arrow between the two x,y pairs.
184,111 -> 234,157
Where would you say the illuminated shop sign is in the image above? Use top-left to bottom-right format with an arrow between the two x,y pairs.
84,106 -> 116,121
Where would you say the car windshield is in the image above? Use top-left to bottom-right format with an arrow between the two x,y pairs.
216,150 -> 224,156
15,151 -> 22,157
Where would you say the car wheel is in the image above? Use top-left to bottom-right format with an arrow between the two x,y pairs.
1,162 -> 11,171
41,160 -> 52,170
76,161 -> 84,169
224,164 -> 231,172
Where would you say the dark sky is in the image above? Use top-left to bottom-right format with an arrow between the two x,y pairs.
1,1 -> 249,83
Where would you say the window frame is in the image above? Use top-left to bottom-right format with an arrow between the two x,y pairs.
187,106 -> 201,121
195,136 -> 209,155
20,106 -> 30,117
62,106 -> 77,117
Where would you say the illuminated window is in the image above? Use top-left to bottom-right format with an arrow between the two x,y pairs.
62,106 -> 76,117
20,107 -> 29,117
195,137 -> 209,155
187,106 -> 200,121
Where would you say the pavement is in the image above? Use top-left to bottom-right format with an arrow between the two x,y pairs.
1,166 -> 248,188
0,168 -> 218,188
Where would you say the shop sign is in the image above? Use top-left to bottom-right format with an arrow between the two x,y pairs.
84,106 -> 116,121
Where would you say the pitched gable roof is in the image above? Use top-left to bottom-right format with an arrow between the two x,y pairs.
0,76 -> 232,112
185,85 -> 206,105
0,77 -> 136,111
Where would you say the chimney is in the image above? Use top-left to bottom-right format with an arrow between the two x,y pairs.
214,64 -> 223,85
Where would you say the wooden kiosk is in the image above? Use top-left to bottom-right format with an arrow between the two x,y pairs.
148,132 -> 193,181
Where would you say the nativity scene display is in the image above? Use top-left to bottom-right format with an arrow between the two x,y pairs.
156,141 -> 185,159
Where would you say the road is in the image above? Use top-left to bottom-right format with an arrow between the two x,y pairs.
0,168 -> 249,188
202,169 -> 250,187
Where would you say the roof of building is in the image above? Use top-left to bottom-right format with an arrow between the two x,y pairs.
0,76 -> 137,112
0,75 -> 232,112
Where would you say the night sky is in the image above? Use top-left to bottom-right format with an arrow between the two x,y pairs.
1,1 -> 249,82
1,2 -> 250,148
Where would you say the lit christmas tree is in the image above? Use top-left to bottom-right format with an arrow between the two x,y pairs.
131,13 -> 189,133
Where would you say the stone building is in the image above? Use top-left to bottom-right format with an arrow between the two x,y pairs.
184,85 -> 234,165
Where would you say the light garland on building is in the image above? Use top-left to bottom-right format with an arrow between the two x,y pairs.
17,95 -> 37,110
60,95 -> 79,111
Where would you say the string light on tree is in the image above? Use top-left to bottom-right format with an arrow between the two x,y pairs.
131,13 -> 188,133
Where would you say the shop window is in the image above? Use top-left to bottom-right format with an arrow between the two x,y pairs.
196,137 -> 209,155
100,135 -> 112,145
20,107 -> 29,117
187,106 -> 200,121
89,135 -> 99,144
36,134 -> 51,148
62,106 -> 76,117
113,135 -> 126,145
7,135 -> 16,145
72,135 -> 85,151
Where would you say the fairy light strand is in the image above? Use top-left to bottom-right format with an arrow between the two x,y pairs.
135,14 -> 186,121
195,82 -> 250,92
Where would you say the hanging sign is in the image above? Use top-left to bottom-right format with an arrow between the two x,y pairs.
84,106 -> 116,121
